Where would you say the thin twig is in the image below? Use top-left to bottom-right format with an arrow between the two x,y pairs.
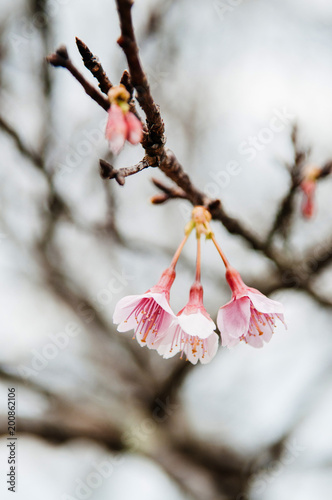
75,37 -> 113,94
0,116 -> 44,168
99,157 -> 153,185
266,124 -> 307,243
47,46 -> 110,111
151,178 -> 188,204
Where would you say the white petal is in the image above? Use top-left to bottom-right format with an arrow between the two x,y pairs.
200,332 -> 219,364
157,342 -> 179,359
108,134 -> 125,155
146,291 -> 176,318
113,294 -> 145,325
178,311 -> 216,338
247,290 -> 284,314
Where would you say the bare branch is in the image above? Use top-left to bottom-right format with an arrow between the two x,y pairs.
100,157 -> 153,185
115,0 -> 165,151
47,46 -> 110,111
151,178 -> 188,204
266,124 -> 307,243
75,37 -> 113,95
0,116 -> 44,169
0,417 -> 123,451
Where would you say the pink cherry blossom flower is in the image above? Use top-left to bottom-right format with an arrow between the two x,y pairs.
113,267 -> 176,349
157,282 -> 219,364
105,104 -> 143,155
217,266 -> 286,348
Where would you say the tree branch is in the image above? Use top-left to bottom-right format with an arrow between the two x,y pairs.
150,178 -> 189,204
0,116 -> 44,169
0,417 -> 123,451
115,0 -> 165,151
266,124 -> 307,243
47,46 -> 110,111
100,157 -> 153,185
75,37 -> 113,95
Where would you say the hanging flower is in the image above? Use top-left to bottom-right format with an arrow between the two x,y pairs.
158,282 -> 219,364
217,266 -> 286,348
105,85 -> 143,154
113,204 -> 287,361
113,267 -> 176,348
113,234 -> 190,350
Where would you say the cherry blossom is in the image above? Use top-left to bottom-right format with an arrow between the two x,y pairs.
113,267 -> 176,348
158,282 -> 219,364
105,85 -> 143,154
217,266 -> 286,348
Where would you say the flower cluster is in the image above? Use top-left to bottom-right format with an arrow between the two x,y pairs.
105,85 -> 143,155
113,207 -> 286,364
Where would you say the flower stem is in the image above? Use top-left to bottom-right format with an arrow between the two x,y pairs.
196,234 -> 201,282
170,234 -> 190,269
211,234 -> 230,268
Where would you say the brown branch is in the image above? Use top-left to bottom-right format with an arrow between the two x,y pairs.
151,178 -> 188,204
120,69 -> 133,97
320,160 -> 332,178
120,69 -> 143,120
305,287 -> 332,309
100,157 -> 153,185
157,149 -> 207,206
0,365 -> 56,401
303,235 -> 332,276
0,116 -> 44,169
115,0 -> 165,151
47,46 -> 110,111
266,125 -> 307,243
75,37 -> 113,94
1,417 -> 123,451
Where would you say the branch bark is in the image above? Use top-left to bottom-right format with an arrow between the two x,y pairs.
75,37 -> 113,95
47,46 -> 110,111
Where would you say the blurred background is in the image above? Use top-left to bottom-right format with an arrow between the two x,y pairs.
1,0 -> 332,498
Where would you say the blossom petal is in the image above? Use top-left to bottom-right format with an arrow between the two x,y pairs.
125,112 -> 143,144
217,296 -> 251,347
245,334 -> 264,348
157,339 -> 179,359
276,313 -> 287,329
108,133 -> 126,155
200,332 -> 219,364
105,104 -> 127,154
146,291 -> 176,318
247,290 -> 284,315
178,311 -> 216,339
113,294 -> 144,326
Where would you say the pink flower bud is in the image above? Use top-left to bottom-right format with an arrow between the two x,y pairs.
125,110 -> 143,145
105,104 -> 127,155
105,84 -> 143,154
